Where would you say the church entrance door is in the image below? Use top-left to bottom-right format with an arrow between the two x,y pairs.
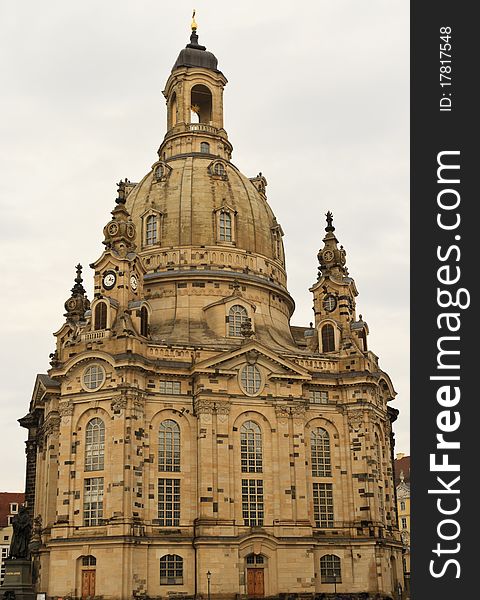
81,569 -> 96,598
247,568 -> 264,597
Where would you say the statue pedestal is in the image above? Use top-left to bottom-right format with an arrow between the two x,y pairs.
1,558 -> 35,600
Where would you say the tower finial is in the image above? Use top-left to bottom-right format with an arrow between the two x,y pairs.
191,9 -> 197,31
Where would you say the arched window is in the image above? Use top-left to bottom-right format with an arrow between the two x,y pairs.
241,421 -> 262,473
191,84 -> 212,123
160,554 -> 183,585
82,555 -> 97,567
229,305 -> 248,337
170,92 -> 177,127
146,215 -> 158,245
200,142 -> 210,153
85,418 -> 105,471
321,323 -> 335,352
400,501 -> 406,511
219,211 -> 232,241
140,306 -> 149,337
159,420 -> 180,472
320,555 -> 341,584
311,428 -> 331,477
94,302 -> 107,330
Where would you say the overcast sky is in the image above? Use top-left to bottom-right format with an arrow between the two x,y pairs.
0,1 -> 409,491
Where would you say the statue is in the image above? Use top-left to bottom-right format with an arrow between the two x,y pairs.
8,506 -> 32,559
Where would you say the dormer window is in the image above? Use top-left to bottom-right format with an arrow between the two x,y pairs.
321,323 -> 335,353
94,302 -> 107,330
146,215 -> 158,245
140,306 -> 149,337
228,304 -> 248,337
214,205 -> 236,244
154,164 -> 164,180
219,211 -> 232,241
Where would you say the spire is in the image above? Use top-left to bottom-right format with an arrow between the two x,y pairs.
188,9 -> 204,49
317,211 -> 348,279
64,263 -> 90,323
103,180 -> 137,257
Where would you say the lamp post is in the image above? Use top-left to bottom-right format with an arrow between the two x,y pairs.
332,569 -> 339,597
206,570 -> 211,600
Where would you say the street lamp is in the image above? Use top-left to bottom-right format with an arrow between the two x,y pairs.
332,569 -> 339,597
206,570 -> 211,600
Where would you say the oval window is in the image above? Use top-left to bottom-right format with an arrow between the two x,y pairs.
83,364 -> 106,391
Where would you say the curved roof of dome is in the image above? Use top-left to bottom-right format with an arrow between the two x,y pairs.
126,155 -> 282,266
172,31 -> 219,72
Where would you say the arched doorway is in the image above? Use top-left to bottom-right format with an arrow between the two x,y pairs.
79,555 -> 96,599
245,554 -> 265,597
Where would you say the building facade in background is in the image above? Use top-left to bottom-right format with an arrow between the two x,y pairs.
394,453 -> 410,594
19,22 -> 403,600
0,493 -> 24,585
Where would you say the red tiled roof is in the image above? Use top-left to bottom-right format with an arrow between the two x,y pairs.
0,492 -> 25,527
394,456 -> 410,485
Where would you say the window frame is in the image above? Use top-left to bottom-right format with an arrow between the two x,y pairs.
83,477 -> 104,526
240,421 -> 263,473
228,304 -> 248,337
320,554 -> 342,584
85,417 -> 105,472
160,554 -> 183,585
158,478 -> 181,526
159,420 -> 181,473
241,478 -> 264,527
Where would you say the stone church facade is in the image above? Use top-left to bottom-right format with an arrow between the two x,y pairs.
20,21 -> 403,600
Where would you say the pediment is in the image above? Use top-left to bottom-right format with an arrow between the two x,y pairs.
191,341 -> 311,381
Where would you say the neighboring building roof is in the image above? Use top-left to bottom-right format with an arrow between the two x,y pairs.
394,454 -> 410,485
0,492 -> 25,527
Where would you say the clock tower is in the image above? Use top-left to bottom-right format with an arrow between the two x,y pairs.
89,179 -> 148,337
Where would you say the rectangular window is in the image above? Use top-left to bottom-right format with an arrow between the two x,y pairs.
401,517 -> 408,529
159,380 -> 181,395
313,482 -> 334,528
10,503 -> 18,513
83,477 -> 104,526
242,479 -> 264,526
158,479 -> 180,526
1,547 -> 9,584
309,390 -> 329,404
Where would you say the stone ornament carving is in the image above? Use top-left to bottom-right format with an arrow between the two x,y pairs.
111,396 -> 128,412
290,403 -> 307,419
215,401 -> 231,423
347,410 -> 364,432
59,401 -> 74,417
274,405 -> 290,425
44,413 -> 61,438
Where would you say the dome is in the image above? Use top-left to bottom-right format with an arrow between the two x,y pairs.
125,155 -> 288,292
172,30 -> 219,72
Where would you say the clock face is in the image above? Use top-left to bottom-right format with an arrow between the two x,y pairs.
130,274 -> 138,291
323,250 -> 334,263
103,271 -> 116,290
323,294 -> 337,312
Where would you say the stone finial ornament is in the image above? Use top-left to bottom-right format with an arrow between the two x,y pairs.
64,264 -> 90,323
103,180 -> 137,256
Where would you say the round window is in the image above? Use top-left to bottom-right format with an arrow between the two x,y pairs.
83,364 -> 105,391
323,294 -> 337,312
240,364 -> 262,395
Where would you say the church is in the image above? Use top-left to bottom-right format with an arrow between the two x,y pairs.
19,18 -> 403,600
